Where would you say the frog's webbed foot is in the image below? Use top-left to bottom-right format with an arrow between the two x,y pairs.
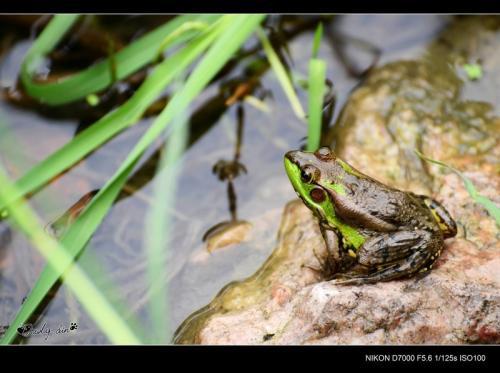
330,230 -> 441,286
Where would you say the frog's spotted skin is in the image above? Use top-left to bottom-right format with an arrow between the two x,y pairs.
284,147 -> 457,285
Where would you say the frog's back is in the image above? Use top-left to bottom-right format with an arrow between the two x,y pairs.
349,174 -> 441,233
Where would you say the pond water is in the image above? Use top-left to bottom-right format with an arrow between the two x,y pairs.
0,15 -> 452,344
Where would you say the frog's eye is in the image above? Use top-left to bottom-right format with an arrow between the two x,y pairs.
315,147 -> 334,161
301,169 -> 312,183
310,188 -> 326,203
300,165 -> 318,183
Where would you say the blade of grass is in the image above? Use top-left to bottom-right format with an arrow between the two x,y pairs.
415,150 -> 500,226
0,166 -> 141,344
311,22 -> 323,59
0,14 -> 265,345
0,17 -> 225,214
307,22 -> 327,151
22,15 -> 80,77
155,20 -> 210,61
256,27 -> 305,120
0,15 -> 231,345
307,58 -> 326,151
144,108 -> 188,343
21,14 -> 220,105
0,113 -> 149,342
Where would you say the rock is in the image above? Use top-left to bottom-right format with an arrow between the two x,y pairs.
174,200 -> 327,344
174,16 -> 500,345
329,16 -> 500,197
175,199 -> 499,344
203,220 -> 253,253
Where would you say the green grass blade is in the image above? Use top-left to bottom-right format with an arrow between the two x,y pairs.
22,15 -> 80,76
1,14 -> 264,345
415,150 -> 500,226
0,166 -> 141,345
0,19 -> 225,213
0,115 -> 148,343
307,58 -> 326,151
257,27 -> 306,120
0,16 -> 230,344
144,109 -> 188,343
155,20 -> 210,60
311,22 -> 323,59
21,14 -> 220,105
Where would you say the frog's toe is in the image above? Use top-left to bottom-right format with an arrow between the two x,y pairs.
329,268 -> 393,285
330,277 -> 374,286
329,269 -> 371,284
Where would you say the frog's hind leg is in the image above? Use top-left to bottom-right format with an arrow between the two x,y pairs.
331,229 -> 440,285
356,230 -> 433,267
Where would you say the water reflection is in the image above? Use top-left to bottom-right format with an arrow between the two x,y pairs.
204,104 -> 251,253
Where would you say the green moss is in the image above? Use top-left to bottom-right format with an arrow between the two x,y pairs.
463,63 -> 483,80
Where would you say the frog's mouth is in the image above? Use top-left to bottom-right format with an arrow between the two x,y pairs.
284,157 -> 318,210
284,157 -> 304,197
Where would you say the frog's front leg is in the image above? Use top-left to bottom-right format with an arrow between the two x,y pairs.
331,229 -> 440,285
318,225 -> 356,277
304,224 -> 336,276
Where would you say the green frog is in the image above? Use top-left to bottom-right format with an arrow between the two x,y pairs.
284,147 -> 457,285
